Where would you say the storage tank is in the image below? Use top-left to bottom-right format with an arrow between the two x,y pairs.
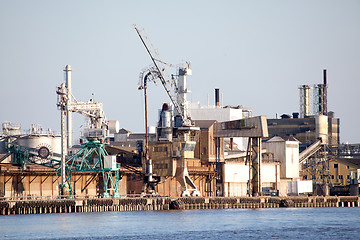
108,120 -> 120,134
315,115 -> 328,144
15,134 -> 64,160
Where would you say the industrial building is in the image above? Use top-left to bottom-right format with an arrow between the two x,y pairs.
266,69 -> 359,196
1,24 -> 359,201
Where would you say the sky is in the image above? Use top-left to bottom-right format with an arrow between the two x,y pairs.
0,0 -> 359,143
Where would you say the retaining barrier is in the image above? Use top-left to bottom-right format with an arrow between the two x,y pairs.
1,196 -> 359,215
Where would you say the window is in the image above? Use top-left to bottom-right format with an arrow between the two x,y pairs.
339,175 -> 343,180
154,146 -> 168,152
154,163 -> 168,169
334,164 -> 338,169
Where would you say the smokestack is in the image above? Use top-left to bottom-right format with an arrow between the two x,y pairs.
215,88 -> 220,107
64,65 -> 72,149
323,69 -> 327,85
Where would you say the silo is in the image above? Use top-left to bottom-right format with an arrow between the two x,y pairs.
315,115 -> 328,144
15,134 -> 64,162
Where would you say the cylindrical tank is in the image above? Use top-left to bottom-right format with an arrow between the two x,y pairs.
315,115 -> 328,144
16,135 -> 65,156
108,120 -> 120,134
161,111 -> 171,128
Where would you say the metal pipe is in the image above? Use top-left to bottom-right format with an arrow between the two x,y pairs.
143,74 -> 153,184
144,83 -> 153,183
64,65 -> 72,149
60,104 -> 66,195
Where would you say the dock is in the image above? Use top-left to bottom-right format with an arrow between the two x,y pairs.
1,196 -> 359,215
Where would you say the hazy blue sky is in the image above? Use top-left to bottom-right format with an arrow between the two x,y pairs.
0,0 -> 359,143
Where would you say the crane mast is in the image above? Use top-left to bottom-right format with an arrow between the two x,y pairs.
56,74 -> 120,198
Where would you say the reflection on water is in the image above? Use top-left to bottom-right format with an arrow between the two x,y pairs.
1,208 -> 360,239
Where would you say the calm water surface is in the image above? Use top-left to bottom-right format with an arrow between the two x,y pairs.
1,208 -> 359,239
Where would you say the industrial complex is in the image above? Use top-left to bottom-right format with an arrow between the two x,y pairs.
1,27 -> 360,213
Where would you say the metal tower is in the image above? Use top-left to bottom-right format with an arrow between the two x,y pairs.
56,68 -> 120,198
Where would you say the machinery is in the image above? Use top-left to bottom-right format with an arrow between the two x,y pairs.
56,66 -> 120,198
3,123 -> 63,169
135,26 -> 201,196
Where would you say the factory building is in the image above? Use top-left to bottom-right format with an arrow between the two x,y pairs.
221,152 -> 280,197
0,122 -> 129,198
267,113 -> 340,149
0,163 -> 128,197
266,69 -> 360,196
186,89 -> 308,197
268,69 -> 340,148
188,88 -> 252,151
108,120 -> 220,197
220,135 -> 313,197
3,61 -> 355,199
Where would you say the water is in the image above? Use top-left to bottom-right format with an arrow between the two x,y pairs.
1,208 -> 360,239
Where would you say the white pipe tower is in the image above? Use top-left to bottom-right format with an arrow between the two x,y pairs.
177,65 -> 192,123
64,65 -> 73,149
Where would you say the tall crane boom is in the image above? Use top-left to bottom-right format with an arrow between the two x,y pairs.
135,25 -> 192,126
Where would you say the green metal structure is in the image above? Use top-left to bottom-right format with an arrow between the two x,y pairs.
5,140 -> 121,198
57,139 -> 121,198
5,142 -> 61,169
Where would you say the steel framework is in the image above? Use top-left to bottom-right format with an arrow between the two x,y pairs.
55,140 -> 120,198
56,78 -> 121,198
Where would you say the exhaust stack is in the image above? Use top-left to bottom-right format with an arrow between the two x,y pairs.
215,88 -> 220,108
64,65 -> 72,149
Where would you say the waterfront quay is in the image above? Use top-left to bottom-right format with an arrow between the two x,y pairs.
1,196 -> 359,215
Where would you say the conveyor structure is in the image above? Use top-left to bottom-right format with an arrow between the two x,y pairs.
56,70 -> 120,198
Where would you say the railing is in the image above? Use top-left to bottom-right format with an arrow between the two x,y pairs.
0,193 -> 168,201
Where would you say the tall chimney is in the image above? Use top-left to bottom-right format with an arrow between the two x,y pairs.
215,88 -> 220,107
323,69 -> 327,85
64,65 -> 72,149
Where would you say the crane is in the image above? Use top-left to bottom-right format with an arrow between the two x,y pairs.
135,25 -> 193,127
56,77 -> 120,198
135,26 -> 201,197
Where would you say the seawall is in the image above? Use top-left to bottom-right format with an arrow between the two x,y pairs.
1,196 -> 359,215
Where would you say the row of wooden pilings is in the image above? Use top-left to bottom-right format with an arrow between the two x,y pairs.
1,196 -> 359,215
